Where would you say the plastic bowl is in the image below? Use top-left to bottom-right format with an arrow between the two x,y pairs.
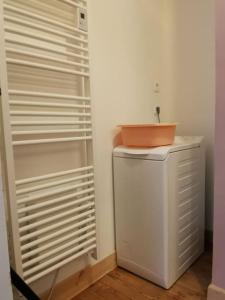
120,123 -> 177,147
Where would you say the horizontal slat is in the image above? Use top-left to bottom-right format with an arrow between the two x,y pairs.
179,207 -> 199,230
61,0 -> 87,9
16,166 -> 93,185
19,195 -> 94,223
11,120 -> 92,126
178,239 -> 200,264
23,231 -> 96,269
19,202 -> 95,233
3,4 -> 88,35
18,187 -> 94,214
7,59 -> 89,77
22,223 -> 96,260
23,238 -> 96,278
4,15 -> 88,44
5,27 -> 88,53
26,244 -> 96,284
178,229 -> 199,254
13,129 -> 92,136
6,37 -> 89,61
16,172 -> 93,195
10,111 -> 91,117
21,215 -> 95,251
20,209 -> 95,242
18,180 -> 94,204
9,90 -> 90,101
6,48 -> 89,70
178,250 -> 200,273
179,193 -> 199,207
13,136 -> 92,146
10,100 -> 91,109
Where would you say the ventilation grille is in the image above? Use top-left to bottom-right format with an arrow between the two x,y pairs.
177,152 -> 202,272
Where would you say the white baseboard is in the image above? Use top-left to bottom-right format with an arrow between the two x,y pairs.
208,284 -> 225,300
41,253 -> 117,300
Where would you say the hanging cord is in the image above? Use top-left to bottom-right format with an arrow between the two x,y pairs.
156,106 -> 161,123
46,269 -> 60,300
10,267 -> 40,300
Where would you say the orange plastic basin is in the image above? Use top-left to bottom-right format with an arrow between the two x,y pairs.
120,123 -> 177,147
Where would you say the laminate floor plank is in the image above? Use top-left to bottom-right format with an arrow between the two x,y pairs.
73,251 -> 212,300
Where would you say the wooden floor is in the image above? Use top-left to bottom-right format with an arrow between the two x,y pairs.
73,251 -> 212,300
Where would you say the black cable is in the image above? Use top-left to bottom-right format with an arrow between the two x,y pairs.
10,267 -> 40,300
156,106 -> 161,123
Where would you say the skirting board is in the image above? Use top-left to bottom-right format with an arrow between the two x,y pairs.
208,284 -> 225,300
41,253 -> 117,300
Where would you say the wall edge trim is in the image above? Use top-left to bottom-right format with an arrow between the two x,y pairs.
208,283 -> 225,300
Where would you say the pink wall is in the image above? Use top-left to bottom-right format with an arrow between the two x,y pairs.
212,0 -> 225,289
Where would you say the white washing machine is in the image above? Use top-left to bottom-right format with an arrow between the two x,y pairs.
113,136 -> 205,289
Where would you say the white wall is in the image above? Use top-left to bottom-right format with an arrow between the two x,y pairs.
88,0 -> 163,258
161,0 -> 215,231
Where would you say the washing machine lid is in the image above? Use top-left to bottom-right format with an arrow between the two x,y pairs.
113,136 -> 203,160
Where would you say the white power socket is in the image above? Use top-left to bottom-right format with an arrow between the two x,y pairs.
78,8 -> 88,32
